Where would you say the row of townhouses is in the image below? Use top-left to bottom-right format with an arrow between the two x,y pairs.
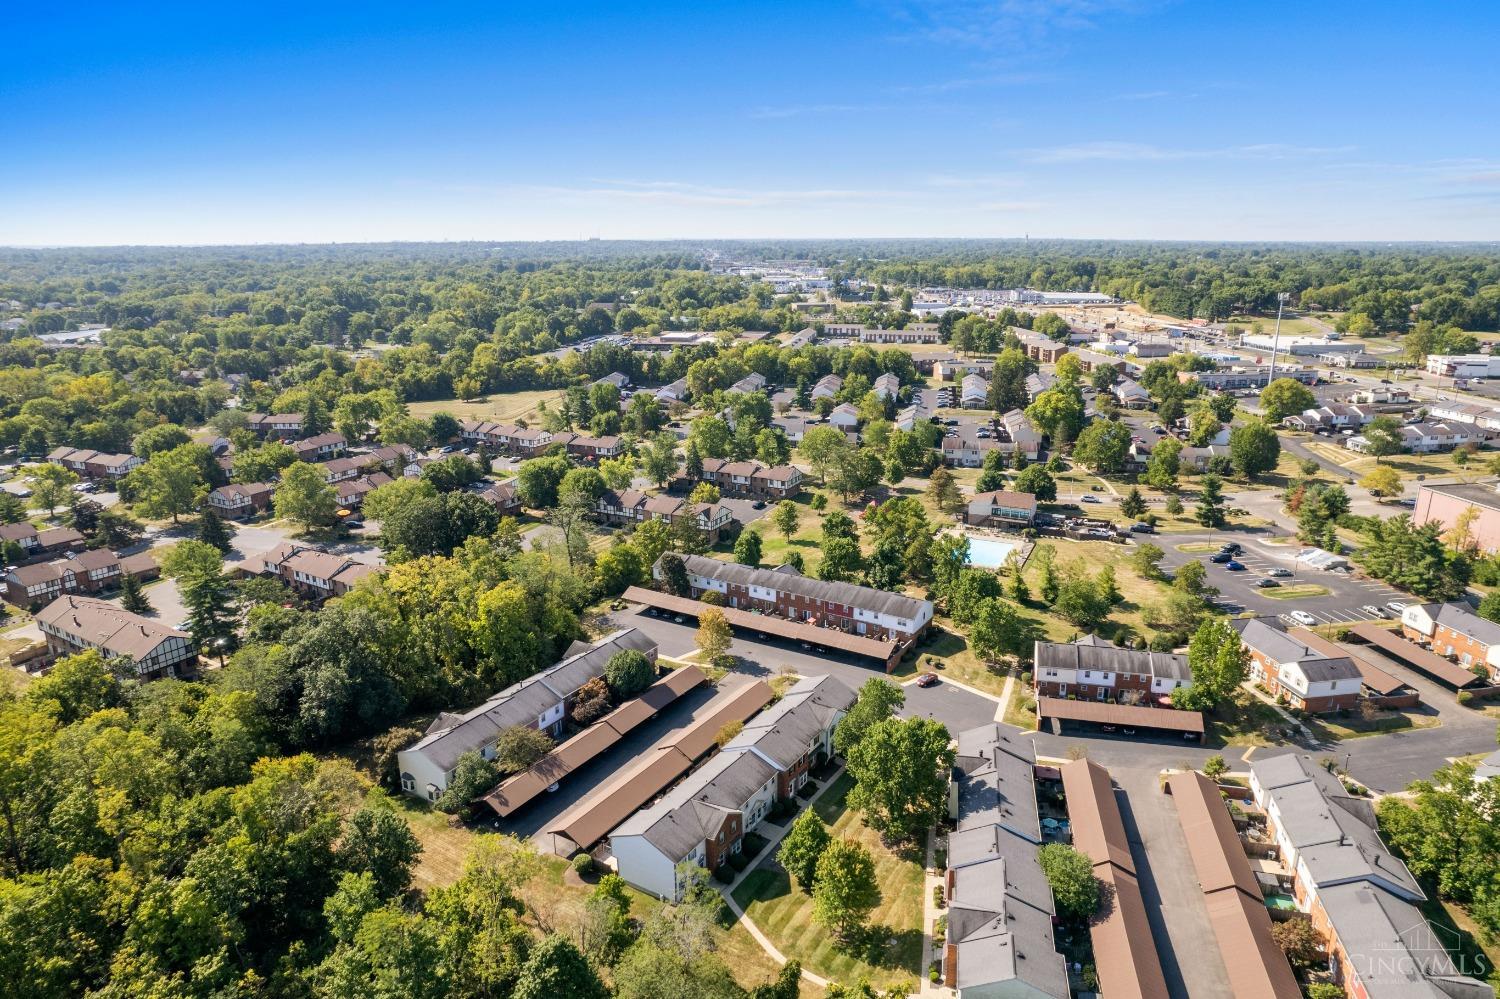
4,549 -> 159,608
654,552 -> 933,643
697,457 -> 803,498
0,521 -> 85,561
1400,602 -> 1500,679
1232,618 -> 1363,713
611,674 -> 854,900
47,447 -> 143,480
1031,636 -> 1192,701
596,490 -> 735,544
397,629 -> 658,802
249,543 -> 381,601
456,420 -> 555,456
35,595 -> 197,678
1348,419 -> 1492,454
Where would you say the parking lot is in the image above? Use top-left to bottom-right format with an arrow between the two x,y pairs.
1155,533 -> 1411,625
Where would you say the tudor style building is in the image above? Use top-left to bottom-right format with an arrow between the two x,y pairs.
697,458 -> 803,499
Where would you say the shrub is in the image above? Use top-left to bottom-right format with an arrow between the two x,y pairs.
701,589 -> 724,606
728,851 -> 749,872
933,884 -> 946,908
712,864 -> 735,884
572,853 -> 594,875
929,969 -> 939,984
1020,671 -> 1033,684
1457,690 -> 1473,707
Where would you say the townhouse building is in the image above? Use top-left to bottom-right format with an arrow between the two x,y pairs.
655,552 -> 933,643
1014,330 -> 1069,363
698,457 -> 803,499
456,420 -> 555,456
4,550 -> 160,608
1250,754 -> 1493,998
47,447 -> 143,480
251,543 -> 381,600
243,413 -> 305,438
964,490 -> 1038,528
397,629 -> 658,802
477,480 -> 523,517
872,372 -> 900,400
1400,602 -> 1500,678
612,674 -> 854,899
1348,419 -> 1489,454
1232,618 -> 1362,713
595,490 -> 735,544
291,432 -> 346,462
592,371 -> 631,389
1031,636 -> 1191,702
35,595 -> 197,678
333,472 -> 393,509
829,403 -> 860,429
1281,403 -> 1377,432
942,725 -> 1069,998
208,481 -> 276,520
1112,377 -> 1151,408
942,435 -> 1000,468
728,372 -> 767,395
358,444 -> 421,475
654,378 -> 689,403
551,432 -> 624,460
318,456 -> 364,483
0,522 -> 85,560
770,416 -> 813,444
960,373 -> 990,409
1426,400 -> 1500,430
1025,371 -> 1055,401
810,374 -> 842,400
856,325 -> 941,344
934,359 -> 994,382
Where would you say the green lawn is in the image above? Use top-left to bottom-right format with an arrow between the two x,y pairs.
1308,709 -> 1438,742
731,774 -> 923,991
1259,584 -> 1332,600
1205,689 -> 1288,748
407,387 -> 565,424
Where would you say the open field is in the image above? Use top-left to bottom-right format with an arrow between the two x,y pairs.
407,388 -> 565,424
731,774 -> 923,991
1300,438 -> 1494,479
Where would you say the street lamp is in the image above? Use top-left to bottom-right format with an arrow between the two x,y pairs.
1266,292 -> 1290,381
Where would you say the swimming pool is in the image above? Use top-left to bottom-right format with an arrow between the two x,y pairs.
1264,894 -> 1298,911
965,535 -> 1018,569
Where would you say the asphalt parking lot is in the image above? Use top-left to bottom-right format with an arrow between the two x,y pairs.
607,606 -> 1000,735
1155,533 -> 1410,626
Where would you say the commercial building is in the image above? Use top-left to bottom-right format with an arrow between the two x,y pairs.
941,725 -> 1069,998
1414,481 -> 1500,554
397,629 -> 658,802
1250,755 -> 1493,998
1179,367 -> 1319,390
611,674 -> 854,899
35,595 -> 197,678
653,552 -> 933,643
1232,618 -> 1362,714
1426,354 -> 1500,378
1032,636 -> 1191,701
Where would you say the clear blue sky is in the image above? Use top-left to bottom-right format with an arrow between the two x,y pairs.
5,1 -> 1499,245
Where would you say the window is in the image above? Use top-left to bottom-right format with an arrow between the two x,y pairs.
401,773 -> 415,792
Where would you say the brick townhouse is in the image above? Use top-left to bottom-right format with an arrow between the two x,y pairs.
1232,618 -> 1362,714
34,595 -> 197,679
243,413 -> 304,438
697,458 -> 803,499
0,522 -> 85,561
292,431 -> 347,462
655,552 -> 933,643
334,472 -> 393,509
477,480 -> 523,517
318,456 -> 364,483
549,431 -> 624,460
596,490 -> 734,544
251,543 -> 381,600
1400,601 -> 1500,679
1032,636 -> 1191,702
456,420 -> 554,457
47,447 -> 143,480
4,549 -> 160,608
208,482 -> 276,520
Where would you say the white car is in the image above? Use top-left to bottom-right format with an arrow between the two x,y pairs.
1289,611 -> 1318,626
1360,604 -> 1387,619
1386,600 -> 1411,615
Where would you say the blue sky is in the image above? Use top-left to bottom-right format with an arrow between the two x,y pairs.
4,1 -> 1499,244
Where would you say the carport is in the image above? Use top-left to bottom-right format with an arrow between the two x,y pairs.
1347,623 -> 1488,690
621,585 -> 903,670
1037,697 -> 1204,738
1289,627 -> 1414,698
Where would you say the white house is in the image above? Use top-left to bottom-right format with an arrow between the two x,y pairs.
960,374 -> 990,409
873,372 -> 900,400
811,374 -> 842,400
829,403 -> 860,430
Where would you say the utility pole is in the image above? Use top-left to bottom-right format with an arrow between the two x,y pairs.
1266,292 -> 1289,382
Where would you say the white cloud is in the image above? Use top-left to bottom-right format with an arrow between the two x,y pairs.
977,200 -> 1048,211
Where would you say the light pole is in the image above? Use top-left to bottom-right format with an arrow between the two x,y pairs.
1266,292 -> 1289,381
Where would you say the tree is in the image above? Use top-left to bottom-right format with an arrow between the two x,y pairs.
1038,843 -> 1100,922
659,553 -> 691,596
827,448 -> 884,501
778,809 -> 832,892
1119,486 -> 1147,519
799,425 -> 847,485
338,803 -> 422,898
970,598 -> 1026,663
275,461 -> 338,530
926,465 -> 963,515
1195,473 -> 1226,528
1270,917 -> 1323,969
1072,419 -> 1133,474
118,571 -> 153,614
1359,415 -> 1406,461
812,839 -> 881,942
197,509 -> 234,553
1175,618 -> 1249,712
494,725 -> 554,773
1202,755 -> 1228,781
133,423 -> 192,458
434,751 -> 500,814
1173,558 -> 1212,597
834,678 -> 905,757
182,568 -> 236,653
1228,420 -> 1281,481
696,607 -> 733,666
771,500 -> 799,541
517,454 -> 573,508
1131,542 -> 1165,579
688,481 -> 720,505
605,649 -> 655,698
733,530 -> 762,567
846,716 -> 954,843
639,431 -> 679,487
1359,465 -> 1402,498
1143,436 -> 1182,491
1259,378 -> 1316,422
1054,572 -> 1111,630
514,935 -> 608,999
577,872 -> 635,965
1013,463 -> 1056,500
1357,514 -> 1471,600
559,466 -> 606,507
1025,384 -> 1087,444
818,536 -> 864,582
28,463 -> 79,517
163,539 -> 224,579
749,961 -> 803,999
128,444 -> 208,523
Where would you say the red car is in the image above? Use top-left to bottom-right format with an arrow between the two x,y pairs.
916,673 -> 940,688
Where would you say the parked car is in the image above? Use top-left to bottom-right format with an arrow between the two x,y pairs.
752,500 -> 766,509
1360,604 -> 1387,618
1255,578 -> 1280,588
1130,522 -> 1155,533
1081,495 -> 1100,504
916,673 -> 940,688
1225,560 -> 1246,571
1268,567 -> 1292,578
1209,552 -> 1232,564
1386,600 -> 1411,615
1290,611 -> 1318,626
1220,542 -> 1242,555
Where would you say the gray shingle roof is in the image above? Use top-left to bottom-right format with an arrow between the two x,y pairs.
670,553 -> 930,623
1034,638 -> 1191,682
720,673 -> 854,769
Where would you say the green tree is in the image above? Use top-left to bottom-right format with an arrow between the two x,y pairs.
1055,572 -> 1111,631
1258,378 -> 1316,422
1144,436 -> 1182,491
1013,463 -> 1056,500
1072,419 -> 1133,474
182,568 -> 236,653
434,751 -> 500,814
162,538 -> 224,579
696,607 -> 733,666
818,536 -> 864,582
771,500 -> 799,541
733,530 -> 762,567
846,716 -> 954,843
27,464 -> 79,517
642,432 -> 680,487
1359,465 -> 1402,498
514,935 -> 608,999
1359,415 -> 1406,461
1175,618 -> 1250,712
275,461 -> 338,530
834,678 -> 905,757
799,426 -> 847,485
926,465 -> 963,516
812,838 -> 881,942
604,649 -> 655,698
494,725 -> 554,773
1228,420 -> 1281,481
1038,843 -> 1100,922
516,454 -> 573,508
970,598 -> 1026,663
197,510 -> 234,553
337,802 -> 422,898
777,809 -> 832,892
118,571 -> 153,614
1119,486 -> 1147,519
128,444 -> 209,523
1131,542 -> 1165,579
1194,473 -> 1226,528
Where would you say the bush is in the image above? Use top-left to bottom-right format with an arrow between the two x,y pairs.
712,864 -> 735,884
810,493 -> 827,510
701,589 -> 724,606
1457,690 -> 1474,707
728,851 -> 749,872
742,832 -> 770,858
933,884 -> 946,908
572,853 -> 594,876
929,969 -> 940,984
1020,671 -> 1032,684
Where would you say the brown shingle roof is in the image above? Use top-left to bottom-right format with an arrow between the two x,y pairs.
1038,697 -> 1204,734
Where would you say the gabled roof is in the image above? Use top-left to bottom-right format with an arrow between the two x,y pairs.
1034,638 -> 1191,682
35,595 -> 189,661
719,673 -> 854,770
667,553 -> 930,623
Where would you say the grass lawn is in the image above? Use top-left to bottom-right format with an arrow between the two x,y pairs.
1309,709 -> 1439,742
1260,584 -> 1332,600
1004,688 -> 1038,730
1176,542 -> 1220,553
909,627 -> 1013,698
407,388 -> 565,425
1205,689 -> 1289,748
731,774 -> 924,991
1423,894 -> 1500,990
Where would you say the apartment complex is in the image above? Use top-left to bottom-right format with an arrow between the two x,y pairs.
1031,636 -> 1191,701
4,549 -> 159,608
397,628 -> 658,802
612,674 -> 854,900
1232,618 -> 1362,713
456,420 -> 555,456
35,595 -> 197,678
0,522 -> 85,561
208,481 -> 276,519
1251,755 -> 1493,997
1400,602 -> 1500,679
250,543 -> 381,600
595,490 -> 735,544
697,457 -> 803,499
551,431 -> 625,460
941,724 -> 1068,998
47,447 -> 143,480
655,553 -> 933,643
